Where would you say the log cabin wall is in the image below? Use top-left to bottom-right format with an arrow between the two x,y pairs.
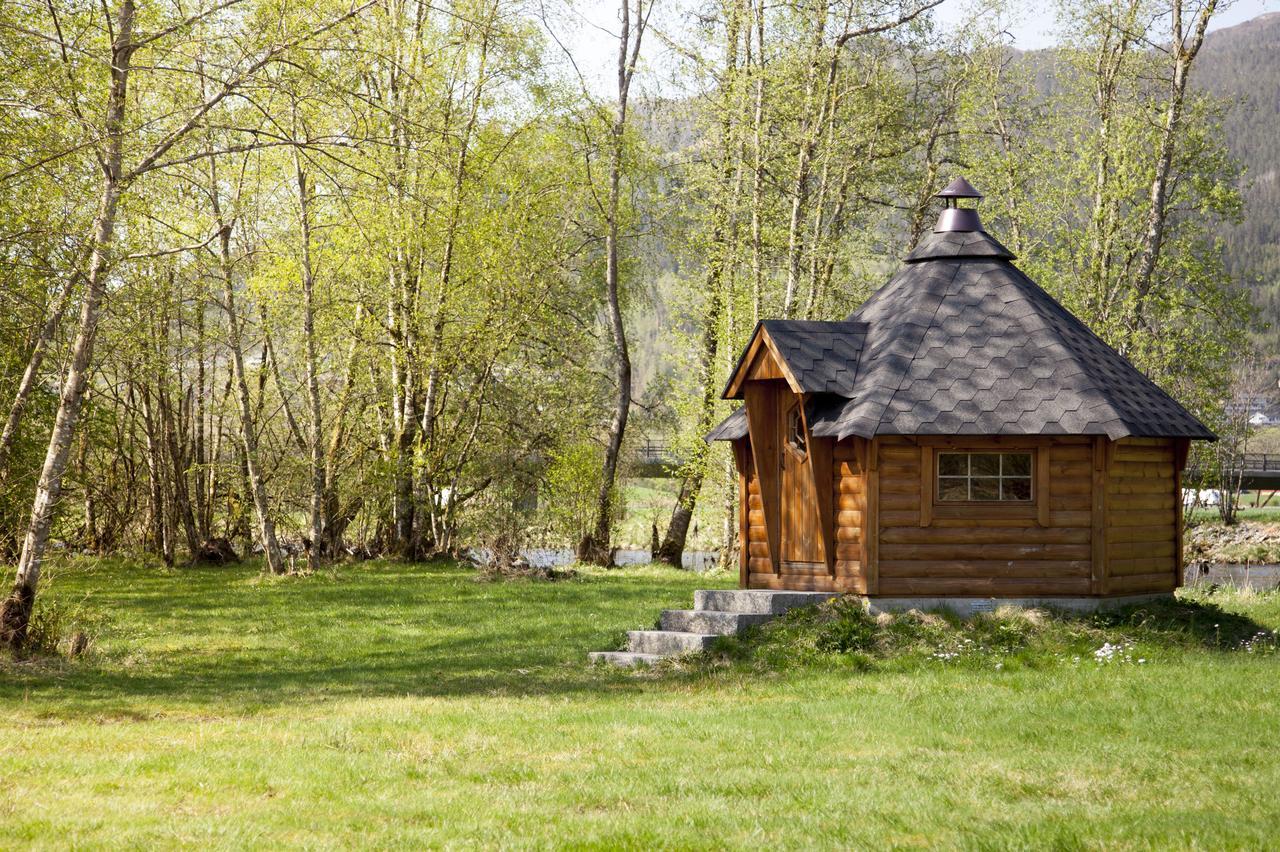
744,458 -> 766,580
1104,437 -> 1180,595
831,439 -> 868,593
735,433 -> 1183,597
873,436 -> 1097,597
735,436 -> 869,593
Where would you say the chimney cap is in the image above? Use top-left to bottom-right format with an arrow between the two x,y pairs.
934,207 -> 984,232
935,176 -> 983,199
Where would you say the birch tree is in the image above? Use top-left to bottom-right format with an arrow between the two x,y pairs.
576,0 -> 655,565
0,0 -> 375,646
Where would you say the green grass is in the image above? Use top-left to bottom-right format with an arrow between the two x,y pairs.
618,478 -> 723,550
1188,503 -> 1280,527
4,557 -> 1280,848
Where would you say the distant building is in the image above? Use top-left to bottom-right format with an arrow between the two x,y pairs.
1228,394 -> 1278,426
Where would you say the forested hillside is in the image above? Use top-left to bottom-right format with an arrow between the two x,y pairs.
1196,12 -> 1280,349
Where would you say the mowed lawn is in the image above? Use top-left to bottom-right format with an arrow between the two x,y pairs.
4,558 -> 1280,848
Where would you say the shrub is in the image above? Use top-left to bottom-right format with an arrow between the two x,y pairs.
543,442 -> 620,546
814,598 -> 879,654
693,591 -> 1280,675
17,594 -> 108,659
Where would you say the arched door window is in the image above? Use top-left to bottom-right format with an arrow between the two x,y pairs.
786,405 -> 807,460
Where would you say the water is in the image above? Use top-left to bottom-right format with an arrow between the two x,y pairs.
487,547 -> 722,572
1184,562 -> 1280,591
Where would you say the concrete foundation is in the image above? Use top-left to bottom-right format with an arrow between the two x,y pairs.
862,593 -> 1174,618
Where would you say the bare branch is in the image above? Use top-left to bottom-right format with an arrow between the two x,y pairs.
125,0 -> 378,182
835,0 -> 945,47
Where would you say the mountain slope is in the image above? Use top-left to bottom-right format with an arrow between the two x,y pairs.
1197,12 -> 1280,345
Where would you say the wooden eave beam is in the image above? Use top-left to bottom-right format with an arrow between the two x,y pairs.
723,327 -> 804,400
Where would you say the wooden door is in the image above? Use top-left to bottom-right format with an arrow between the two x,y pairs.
780,399 -> 824,567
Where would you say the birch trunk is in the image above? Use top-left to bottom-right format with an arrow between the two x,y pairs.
657,0 -> 738,566
749,0 -> 765,325
322,307 -> 363,558
213,207 -> 285,574
1130,0 -> 1217,320
419,34 -> 488,551
577,0 -> 650,565
295,159 -> 325,570
1,0 -> 135,648
139,386 -> 172,563
781,23 -> 831,318
0,277 -> 76,483
391,266 -> 419,559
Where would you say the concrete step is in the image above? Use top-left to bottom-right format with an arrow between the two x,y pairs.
627,629 -> 718,655
694,589 -> 838,615
659,609 -> 772,635
589,651 -> 665,668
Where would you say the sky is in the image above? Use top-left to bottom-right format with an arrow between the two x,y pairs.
934,0 -> 1276,50
552,0 -> 1277,97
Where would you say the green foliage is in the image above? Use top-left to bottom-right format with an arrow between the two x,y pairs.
19,586 -> 114,660
542,442 -> 621,546
812,596 -> 880,654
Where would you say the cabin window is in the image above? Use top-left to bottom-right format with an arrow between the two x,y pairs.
936,452 -> 1032,502
787,406 -> 807,459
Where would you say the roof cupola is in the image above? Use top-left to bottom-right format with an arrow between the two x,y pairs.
934,176 -> 984,233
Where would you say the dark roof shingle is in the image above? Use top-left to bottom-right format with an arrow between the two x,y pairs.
751,319 -> 867,397
712,223 -> 1215,442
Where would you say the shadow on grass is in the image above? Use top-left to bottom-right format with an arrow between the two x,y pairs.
0,558 -> 720,715
1092,594 -> 1276,650
7,558 -> 1276,717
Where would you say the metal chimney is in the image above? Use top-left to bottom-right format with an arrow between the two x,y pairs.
933,177 -> 984,233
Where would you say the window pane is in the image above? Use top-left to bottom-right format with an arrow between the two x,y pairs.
938,478 -> 969,501
971,478 -> 1000,501
1002,453 -> 1032,476
1003,478 -> 1032,501
938,454 -> 967,476
788,408 -> 806,456
970,454 -> 1001,476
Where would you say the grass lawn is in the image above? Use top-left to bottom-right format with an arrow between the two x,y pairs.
4,557 -> 1280,848
1188,499 -> 1280,527
617,478 -> 722,551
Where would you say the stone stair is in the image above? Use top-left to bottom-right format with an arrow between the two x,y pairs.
589,589 -> 837,667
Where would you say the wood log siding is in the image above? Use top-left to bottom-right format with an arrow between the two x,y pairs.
1105,437 -> 1179,594
744,437 -> 868,593
737,433 -> 1183,597
874,436 -> 1096,597
745,476 -> 770,578
830,439 -> 868,593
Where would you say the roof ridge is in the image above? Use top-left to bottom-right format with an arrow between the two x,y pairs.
871,261 -> 966,435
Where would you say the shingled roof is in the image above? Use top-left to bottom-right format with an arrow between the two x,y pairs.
724,319 -> 868,397
710,180 -> 1215,443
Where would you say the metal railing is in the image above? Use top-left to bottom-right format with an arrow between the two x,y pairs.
635,440 -> 674,464
1242,453 -> 1280,472
1184,453 -> 1280,489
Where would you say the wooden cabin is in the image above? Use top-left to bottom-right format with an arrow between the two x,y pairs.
708,178 -> 1213,602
